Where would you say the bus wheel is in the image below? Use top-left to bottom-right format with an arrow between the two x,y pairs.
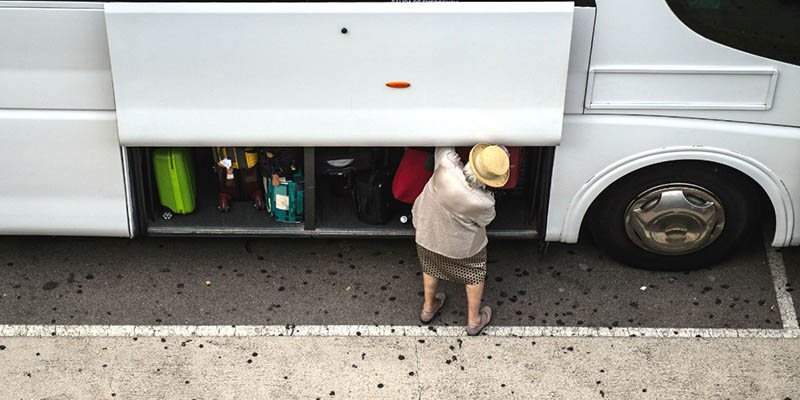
588,162 -> 759,271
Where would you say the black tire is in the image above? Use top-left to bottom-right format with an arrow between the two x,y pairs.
588,161 -> 760,271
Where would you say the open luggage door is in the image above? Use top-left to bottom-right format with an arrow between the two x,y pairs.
105,2 -> 573,146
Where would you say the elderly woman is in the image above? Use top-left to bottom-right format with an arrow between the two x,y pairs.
412,144 -> 510,335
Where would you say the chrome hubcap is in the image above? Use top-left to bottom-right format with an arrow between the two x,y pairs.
624,184 -> 725,255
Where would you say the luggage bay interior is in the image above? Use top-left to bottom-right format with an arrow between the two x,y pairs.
127,147 -> 552,238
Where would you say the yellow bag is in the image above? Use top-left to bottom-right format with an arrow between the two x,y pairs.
213,147 -> 259,170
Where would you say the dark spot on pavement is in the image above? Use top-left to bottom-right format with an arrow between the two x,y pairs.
42,281 -> 59,291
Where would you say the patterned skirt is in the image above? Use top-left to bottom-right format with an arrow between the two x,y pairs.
416,244 -> 487,285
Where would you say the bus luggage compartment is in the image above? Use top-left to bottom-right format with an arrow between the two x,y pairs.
128,147 -> 549,239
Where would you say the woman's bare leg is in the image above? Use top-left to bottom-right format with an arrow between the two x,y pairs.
466,283 -> 485,325
422,273 -> 440,311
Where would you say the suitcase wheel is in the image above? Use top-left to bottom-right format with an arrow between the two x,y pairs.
253,196 -> 265,210
217,193 -> 233,213
252,192 -> 265,210
217,198 -> 231,213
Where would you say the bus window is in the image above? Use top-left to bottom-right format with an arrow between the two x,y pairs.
666,0 -> 800,66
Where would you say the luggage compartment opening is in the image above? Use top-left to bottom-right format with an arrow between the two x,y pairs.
127,146 -> 548,238
129,146 -> 306,236
314,147 -> 538,238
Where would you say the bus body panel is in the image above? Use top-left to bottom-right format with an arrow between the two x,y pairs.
586,0 -> 800,127
0,7 -> 114,110
563,6 -> 595,115
547,114 -> 800,247
0,110 -> 129,236
104,2 -> 573,147
0,6 -> 129,236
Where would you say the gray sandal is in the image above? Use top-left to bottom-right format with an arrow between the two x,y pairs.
420,293 -> 446,323
466,305 -> 492,336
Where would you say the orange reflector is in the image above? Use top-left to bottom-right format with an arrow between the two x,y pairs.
386,82 -> 411,88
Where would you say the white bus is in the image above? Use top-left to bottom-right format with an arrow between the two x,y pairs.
1,0 -> 798,270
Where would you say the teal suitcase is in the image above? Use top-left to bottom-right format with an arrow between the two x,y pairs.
265,171 -> 304,223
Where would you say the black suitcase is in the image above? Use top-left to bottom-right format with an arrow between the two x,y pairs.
352,168 -> 398,225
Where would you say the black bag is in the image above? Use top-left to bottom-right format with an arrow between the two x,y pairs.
352,169 -> 396,225
261,148 -> 302,178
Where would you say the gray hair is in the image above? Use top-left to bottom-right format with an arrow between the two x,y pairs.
463,163 -> 487,190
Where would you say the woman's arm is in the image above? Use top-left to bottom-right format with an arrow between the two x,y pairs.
434,147 -> 457,169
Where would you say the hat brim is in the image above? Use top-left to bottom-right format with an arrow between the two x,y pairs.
469,143 -> 510,188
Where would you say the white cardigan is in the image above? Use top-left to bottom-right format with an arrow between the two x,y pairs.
412,147 -> 496,259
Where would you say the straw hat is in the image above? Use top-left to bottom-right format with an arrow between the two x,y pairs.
469,143 -> 510,188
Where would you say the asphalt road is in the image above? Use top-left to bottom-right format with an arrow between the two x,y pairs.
1,234 -> 799,399
0,234 -> 791,330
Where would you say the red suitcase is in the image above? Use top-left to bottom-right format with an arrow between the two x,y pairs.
392,148 -> 434,204
216,165 -> 265,212
456,146 -> 524,190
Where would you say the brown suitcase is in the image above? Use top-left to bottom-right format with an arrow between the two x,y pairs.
216,165 -> 265,212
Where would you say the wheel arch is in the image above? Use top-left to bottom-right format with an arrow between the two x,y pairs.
560,146 -> 792,247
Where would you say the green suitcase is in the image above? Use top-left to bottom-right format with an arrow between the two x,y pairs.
152,148 -> 197,219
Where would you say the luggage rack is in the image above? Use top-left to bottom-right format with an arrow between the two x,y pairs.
131,147 -> 544,239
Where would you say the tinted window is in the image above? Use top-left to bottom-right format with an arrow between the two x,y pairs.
667,0 -> 800,66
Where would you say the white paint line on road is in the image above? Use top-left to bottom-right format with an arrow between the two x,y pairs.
1,324 -> 798,339
765,243 -> 799,329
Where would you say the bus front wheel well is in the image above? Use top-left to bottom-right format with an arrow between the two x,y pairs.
579,160 -> 776,270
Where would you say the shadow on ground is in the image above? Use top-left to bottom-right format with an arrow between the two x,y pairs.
0,235 -> 780,328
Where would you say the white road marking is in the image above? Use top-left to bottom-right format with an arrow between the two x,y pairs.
1,324 -> 798,339
765,243 -> 799,329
